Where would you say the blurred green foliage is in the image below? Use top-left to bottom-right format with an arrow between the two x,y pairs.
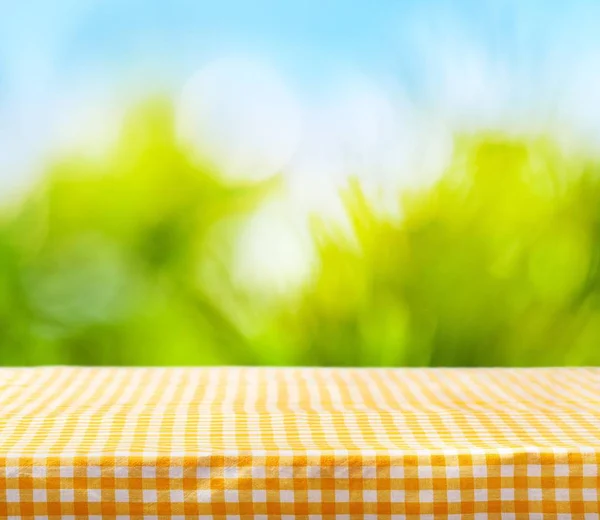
0,100 -> 277,365
270,137 -> 600,366
1,101 -> 600,366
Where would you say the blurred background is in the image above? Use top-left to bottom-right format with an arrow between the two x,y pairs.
2,0 -> 600,366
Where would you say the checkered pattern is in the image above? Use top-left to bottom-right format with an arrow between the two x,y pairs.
0,367 -> 597,519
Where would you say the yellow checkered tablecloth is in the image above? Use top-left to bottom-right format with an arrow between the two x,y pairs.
0,368 -> 598,518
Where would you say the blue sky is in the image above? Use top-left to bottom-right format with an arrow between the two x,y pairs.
3,0 -> 600,99
2,0 -> 600,198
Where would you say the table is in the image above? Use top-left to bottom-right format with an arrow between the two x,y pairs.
0,367 -> 597,518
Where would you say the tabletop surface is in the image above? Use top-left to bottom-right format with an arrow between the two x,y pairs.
0,367 -> 598,454
0,367 -> 598,518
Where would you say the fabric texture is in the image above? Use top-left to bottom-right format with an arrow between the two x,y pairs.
0,367 -> 598,519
